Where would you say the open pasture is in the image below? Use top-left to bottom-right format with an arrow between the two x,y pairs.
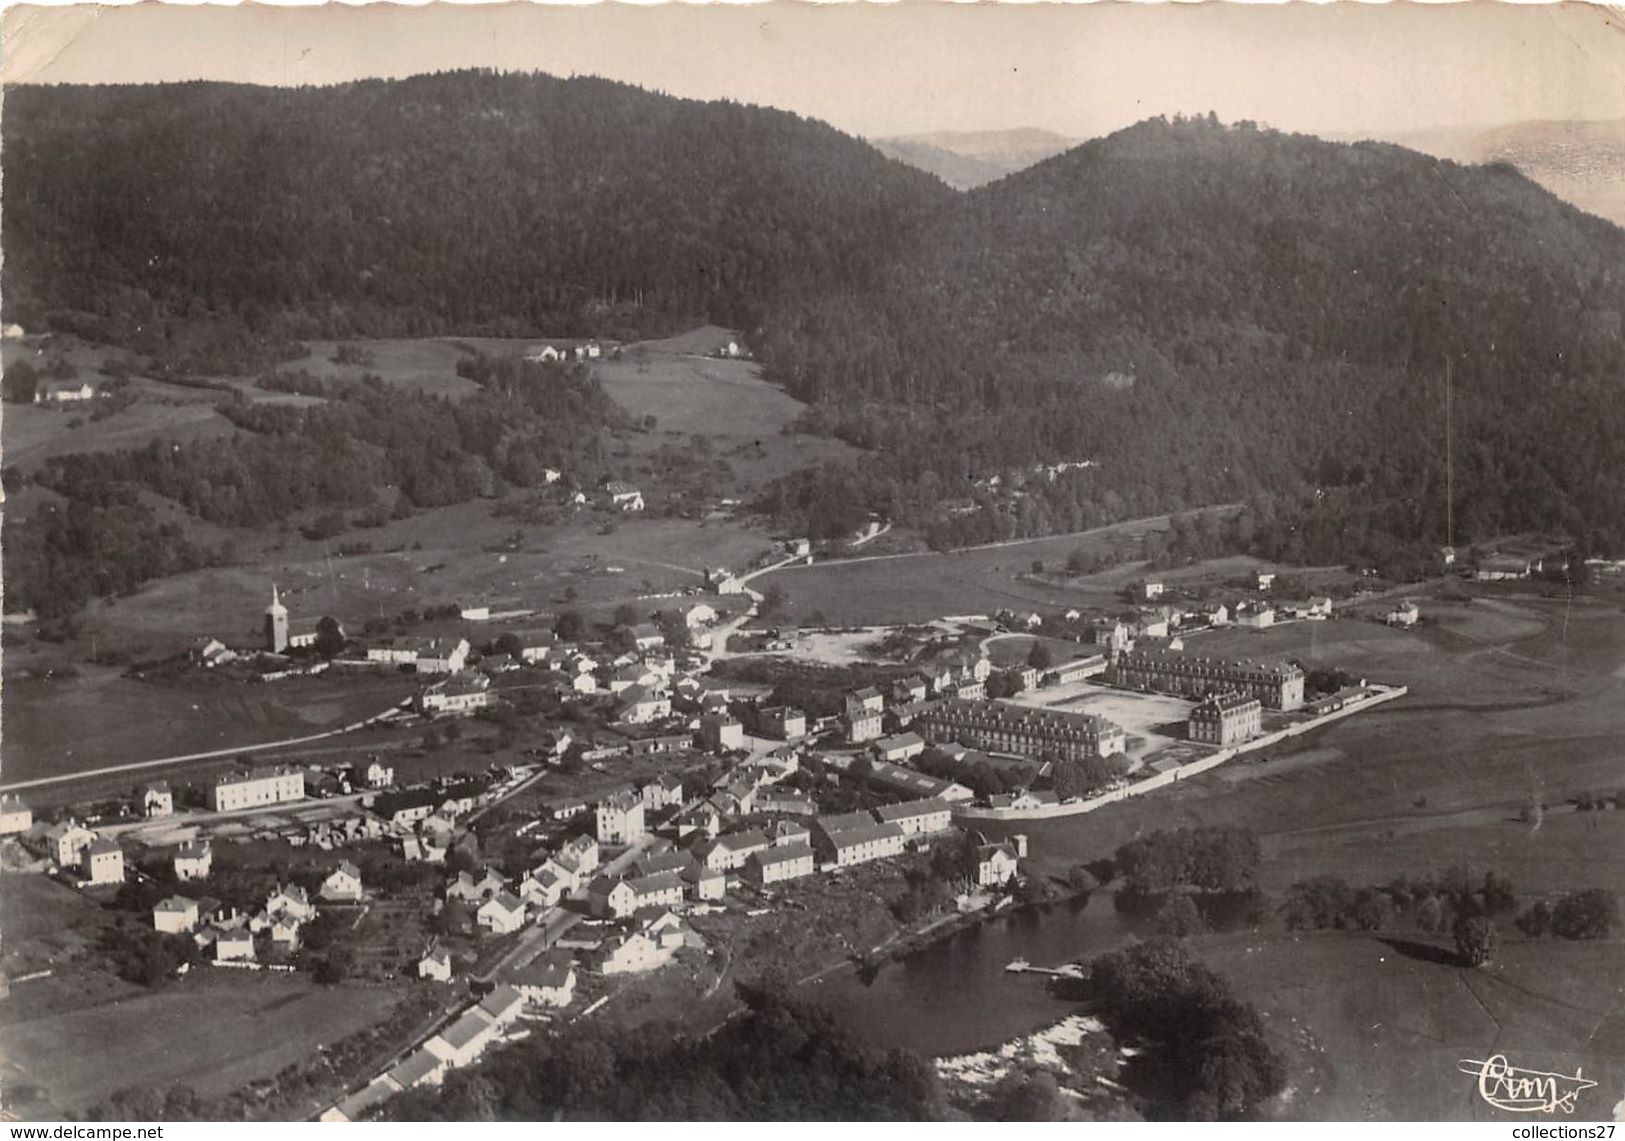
276,338 -> 480,399
1201,930 -> 1625,1122
759,514 -> 1196,626
595,344 -> 862,490
0,971 -> 401,1118
0,666 -> 416,788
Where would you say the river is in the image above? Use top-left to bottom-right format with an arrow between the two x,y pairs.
801,891 -> 1140,1057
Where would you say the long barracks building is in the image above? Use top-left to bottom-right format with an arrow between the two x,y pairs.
1115,649 -> 1304,711
915,699 -> 1126,761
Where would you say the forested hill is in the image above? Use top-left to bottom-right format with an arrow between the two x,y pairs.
758,117 -> 1625,559
1,71 -> 952,358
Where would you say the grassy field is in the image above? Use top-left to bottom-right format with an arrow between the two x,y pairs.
273,338 -> 480,399
0,666 -> 418,787
0,971 -> 401,1118
1202,930 -> 1625,1122
756,513 -> 1201,626
593,341 -> 861,493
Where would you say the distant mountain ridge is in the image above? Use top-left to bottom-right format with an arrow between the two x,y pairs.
873,127 -> 1078,189
1327,118 -> 1625,227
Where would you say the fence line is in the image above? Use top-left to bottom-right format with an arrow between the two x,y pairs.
952,685 -> 1409,822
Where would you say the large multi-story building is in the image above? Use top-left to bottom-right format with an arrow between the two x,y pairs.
209,767 -> 306,812
1114,649 -> 1304,711
594,790 -> 646,845
1187,692 -> 1263,746
915,699 -> 1127,761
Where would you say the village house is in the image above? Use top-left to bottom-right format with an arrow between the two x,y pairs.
366,642 -> 421,666
671,801 -> 724,841
1199,602 -> 1231,627
700,712 -> 745,753
681,601 -> 718,628
511,952 -> 577,1007
845,688 -> 886,717
1386,600 -> 1421,628
812,818 -> 908,868
757,706 -> 807,741
756,788 -> 816,816
209,766 -> 305,813
414,637 -> 471,675
81,838 -> 124,890
351,758 -> 395,790
320,861 -> 365,903
0,796 -> 32,836
153,896 -> 200,934
478,984 -> 527,1029
697,829 -> 770,873
215,929 -> 255,962
141,782 -> 174,818
174,840 -> 213,881
1188,692 -> 1264,746
419,672 -> 493,715
384,1050 -> 446,1093
872,732 -> 927,764
606,663 -> 657,694
681,862 -> 727,901
637,774 -> 685,813
374,787 -> 439,828
36,379 -> 96,403
562,833 -> 601,875
446,868 -> 508,905
595,790 -> 647,845
975,835 -> 1027,886
1255,570 -> 1277,591
743,844 -> 816,887
425,1010 -> 500,1069
615,684 -> 672,725
594,930 -> 669,975
266,884 -> 316,924
588,872 -> 684,918
520,867 -> 569,909
47,821 -> 97,868
604,482 -> 645,512
892,676 -> 929,705
872,798 -> 953,839
418,945 -> 453,982
1304,597 -> 1334,620
477,891 -> 527,935
1233,604 -> 1275,630
1142,580 -> 1166,601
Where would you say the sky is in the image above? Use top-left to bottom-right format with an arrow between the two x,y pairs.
2,2 -> 1623,142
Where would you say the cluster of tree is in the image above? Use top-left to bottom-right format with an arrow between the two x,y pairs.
5,365 -> 626,616
3,72 -> 948,349
382,979 -> 946,1120
758,118 -> 1625,565
1082,938 -> 1285,1119
1049,753 -> 1132,801
1280,867 -> 1518,935
1514,888 -> 1619,941
1113,827 -> 1261,895
97,921 -> 199,987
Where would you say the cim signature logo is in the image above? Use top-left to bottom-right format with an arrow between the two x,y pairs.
1457,1055 -> 1598,1114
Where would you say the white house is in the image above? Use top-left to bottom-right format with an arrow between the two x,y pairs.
511,952 -> 576,1007
84,838 -> 125,885
682,602 -> 717,628
320,861 -> 365,903
975,838 -> 1023,887
604,482 -> 645,512
418,672 -> 492,715
425,1010 -> 499,1069
477,891 -> 527,935
595,791 -> 646,845
418,945 -> 453,982
414,638 -> 471,675
47,821 -> 97,868
215,929 -> 255,962
594,930 -> 670,975
1386,600 -> 1420,628
743,844 -> 816,887
153,896 -> 200,934
141,782 -> 175,819
0,796 -> 33,836
174,840 -> 213,881
872,798 -> 952,838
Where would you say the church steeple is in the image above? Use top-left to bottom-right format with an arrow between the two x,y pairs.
265,583 -> 289,652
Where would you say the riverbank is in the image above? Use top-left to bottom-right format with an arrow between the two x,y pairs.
934,1011 -> 1139,1120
